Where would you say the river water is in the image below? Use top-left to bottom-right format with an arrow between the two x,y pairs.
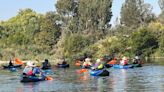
0,64 -> 164,92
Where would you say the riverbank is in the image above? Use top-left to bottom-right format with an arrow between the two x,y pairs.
0,59 -> 59,65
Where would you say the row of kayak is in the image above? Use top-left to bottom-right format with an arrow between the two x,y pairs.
112,64 -> 142,69
2,63 -> 142,83
84,64 -> 142,76
2,64 -> 70,72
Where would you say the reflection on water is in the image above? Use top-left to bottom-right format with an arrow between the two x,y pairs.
0,65 -> 164,92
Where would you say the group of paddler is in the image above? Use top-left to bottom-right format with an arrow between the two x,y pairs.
1,50 -> 143,82
2,58 -> 69,82
75,50 -> 143,70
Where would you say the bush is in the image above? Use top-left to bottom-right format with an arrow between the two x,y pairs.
129,27 -> 158,56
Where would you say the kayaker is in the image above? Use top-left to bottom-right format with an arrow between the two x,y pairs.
42,59 -> 51,69
120,56 -> 129,66
23,61 -> 44,77
32,66 -> 46,77
23,61 -> 35,76
132,56 -> 142,64
92,58 -> 104,70
82,58 -> 93,68
75,59 -> 82,66
8,59 -> 14,67
107,57 -> 117,65
57,58 -> 68,65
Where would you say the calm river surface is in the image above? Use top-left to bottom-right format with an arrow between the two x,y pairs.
0,64 -> 164,92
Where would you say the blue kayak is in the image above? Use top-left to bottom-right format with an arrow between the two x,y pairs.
90,69 -> 109,76
112,64 -> 133,69
20,75 -> 46,82
56,64 -> 69,68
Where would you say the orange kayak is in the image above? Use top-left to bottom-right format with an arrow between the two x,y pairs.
107,60 -> 117,65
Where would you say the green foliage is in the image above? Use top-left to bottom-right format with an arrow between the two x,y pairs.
159,33 -> 164,53
64,33 -> 90,57
129,27 -> 158,56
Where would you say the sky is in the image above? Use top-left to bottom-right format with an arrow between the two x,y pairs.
0,0 -> 161,25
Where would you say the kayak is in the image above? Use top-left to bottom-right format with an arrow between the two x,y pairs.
56,64 -> 69,68
20,75 -> 46,82
132,64 -> 142,67
82,65 -> 92,69
41,67 -> 51,70
104,64 -> 113,68
3,64 -> 22,69
90,69 -> 110,76
112,64 -> 134,69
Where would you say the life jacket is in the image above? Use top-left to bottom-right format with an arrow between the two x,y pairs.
27,70 -> 33,76
97,64 -> 103,69
120,60 -> 128,65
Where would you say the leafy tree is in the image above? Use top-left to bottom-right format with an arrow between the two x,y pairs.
159,0 -> 164,11
120,0 -> 155,29
36,12 -> 62,52
78,0 -> 112,33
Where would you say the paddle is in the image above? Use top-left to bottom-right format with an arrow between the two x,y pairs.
76,69 -> 88,74
45,76 -> 53,80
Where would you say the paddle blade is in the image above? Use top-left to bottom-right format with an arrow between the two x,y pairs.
46,76 -> 53,81
77,69 -> 88,74
15,58 -> 24,65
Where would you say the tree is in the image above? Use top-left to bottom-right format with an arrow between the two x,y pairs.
78,0 -> 112,33
159,0 -> 164,11
35,12 -> 62,52
158,0 -> 164,24
120,0 -> 155,29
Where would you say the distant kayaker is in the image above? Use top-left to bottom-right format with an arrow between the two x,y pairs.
92,58 -> 105,70
120,56 -> 129,66
42,59 -> 51,69
58,58 -> 67,65
82,58 -> 93,68
132,56 -> 142,64
8,59 -> 14,67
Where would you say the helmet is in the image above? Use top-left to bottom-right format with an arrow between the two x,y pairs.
85,58 -> 91,62
27,61 -> 36,67
96,59 -> 101,63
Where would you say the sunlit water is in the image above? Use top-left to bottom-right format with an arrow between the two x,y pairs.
0,64 -> 164,92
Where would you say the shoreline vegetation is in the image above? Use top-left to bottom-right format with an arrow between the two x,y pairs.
0,0 -> 164,63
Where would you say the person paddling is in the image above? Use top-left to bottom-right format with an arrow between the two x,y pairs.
92,58 -> 105,70
42,59 -> 51,69
120,56 -> 129,66
8,59 -> 14,67
82,58 -> 93,68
